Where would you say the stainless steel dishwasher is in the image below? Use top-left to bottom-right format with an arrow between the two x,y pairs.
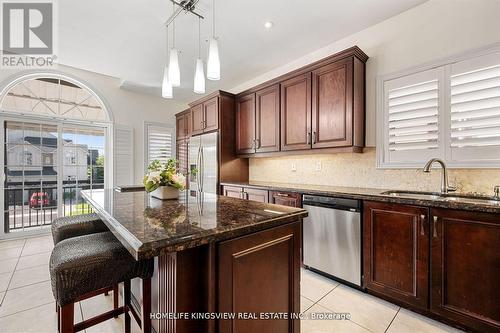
302,195 -> 362,287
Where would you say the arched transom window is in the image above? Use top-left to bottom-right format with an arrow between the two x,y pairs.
0,76 -> 109,122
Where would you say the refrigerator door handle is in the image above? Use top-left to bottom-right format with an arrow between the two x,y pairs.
196,146 -> 202,188
200,147 -> 205,192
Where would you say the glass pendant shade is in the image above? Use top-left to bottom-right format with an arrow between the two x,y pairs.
194,58 -> 205,94
161,66 -> 173,99
168,48 -> 181,87
207,38 -> 220,81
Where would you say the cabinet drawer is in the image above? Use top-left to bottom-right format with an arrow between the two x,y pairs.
270,191 -> 302,208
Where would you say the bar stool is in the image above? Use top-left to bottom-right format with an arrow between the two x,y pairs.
49,232 -> 154,333
51,213 -> 118,303
51,213 -> 108,245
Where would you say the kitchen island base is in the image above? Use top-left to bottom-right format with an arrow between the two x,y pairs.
156,220 -> 301,333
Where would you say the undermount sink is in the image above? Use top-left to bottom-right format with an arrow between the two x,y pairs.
380,190 -> 500,205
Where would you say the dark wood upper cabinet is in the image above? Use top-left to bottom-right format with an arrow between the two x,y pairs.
235,46 -> 367,156
280,73 -> 312,151
176,109 -> 191,140
203,97 -> 219,132
236,93 -> 256,154
191,103 -> 204,135
312,58 -> 353,148
363,201 -> 429,310
256,85 -> 280,153
190,97 -> 219,135
430,208 -> 500,333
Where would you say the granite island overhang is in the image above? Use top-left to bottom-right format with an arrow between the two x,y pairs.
81,189 -> 308,333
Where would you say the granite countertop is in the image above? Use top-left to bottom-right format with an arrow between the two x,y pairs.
81,189 -> 307,260
220,181 -> 500,214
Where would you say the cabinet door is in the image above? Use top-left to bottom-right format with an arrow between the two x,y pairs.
363,201 -> 429,310
256,85 -> 280,153
191,104 -> 204,135
280,73 -> 312,151
176,138 -> 189,176
176,114 -> 187,139
312,58 -> 353,148
430,209 -> 500,333
185,111 -> 192,137
203,97 -> 219,132
270,191 -> 301,208
243,188 -> 268,203
218,222 -> 301,333
222,186 -> 243,199
236,93 -> 256,154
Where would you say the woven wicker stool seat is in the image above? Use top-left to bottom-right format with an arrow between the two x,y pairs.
50,232 -> 153,333
51,213 -> 108,245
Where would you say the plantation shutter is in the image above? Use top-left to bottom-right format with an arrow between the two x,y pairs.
448,51 -> 500,163
383,68 -> 443,164
114,125 -> 134,186
146,123 -> 174,166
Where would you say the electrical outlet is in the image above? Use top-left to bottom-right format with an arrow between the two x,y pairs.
291,162 -> 297,172
315,161 -> 322,171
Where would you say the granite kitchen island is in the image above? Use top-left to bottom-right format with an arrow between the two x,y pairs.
81,189 -> 307,333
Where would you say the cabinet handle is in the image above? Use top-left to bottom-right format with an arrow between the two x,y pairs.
307,132 -> 311,145
256,139 -> 260,149
275,193 -> 289,197
433,216 -> 438,238
420,214 -> 425,236
313,131 -> 317,144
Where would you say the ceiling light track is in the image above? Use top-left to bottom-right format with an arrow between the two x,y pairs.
164,0 -> 204,27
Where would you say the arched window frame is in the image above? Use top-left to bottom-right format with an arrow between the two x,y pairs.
0,71 -> 113,124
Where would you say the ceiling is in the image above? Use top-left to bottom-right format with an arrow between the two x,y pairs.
58,0 -> 427,103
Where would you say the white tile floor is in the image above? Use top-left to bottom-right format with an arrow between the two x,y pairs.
0,234 -> 465,333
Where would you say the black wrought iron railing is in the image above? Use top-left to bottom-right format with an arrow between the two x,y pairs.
4,182 -> 103,233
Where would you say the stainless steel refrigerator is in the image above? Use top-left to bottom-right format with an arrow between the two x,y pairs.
188,132 -> 218,194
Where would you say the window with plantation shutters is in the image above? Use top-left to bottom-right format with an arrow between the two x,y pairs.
381,68 -> 443,166
145,123 -> 174,167
448,51 -> 500,164
378,47 -> 500,168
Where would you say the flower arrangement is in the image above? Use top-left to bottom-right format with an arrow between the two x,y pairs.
143,158 -> 186,193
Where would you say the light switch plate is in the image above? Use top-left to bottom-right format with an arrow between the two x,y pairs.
315,161 -> 322,171
291,162 -> 297,172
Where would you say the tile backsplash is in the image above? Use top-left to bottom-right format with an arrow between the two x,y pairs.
249,148 -> 500,195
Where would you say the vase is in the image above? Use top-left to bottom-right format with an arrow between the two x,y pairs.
151,186 -> 179,200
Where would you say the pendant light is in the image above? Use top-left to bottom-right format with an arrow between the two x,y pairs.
168,3 -> 181,87
207,0 -> 220,80
194,17 -> 205,94
162,25 -> 173,98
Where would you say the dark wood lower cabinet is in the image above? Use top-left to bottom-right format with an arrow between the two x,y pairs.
222,185 -> 269,203
244,188 -> 269,203
218,222 -> 301,333
364,201 -> 500,332
363,201 -> 429,310
270,191 -> 302,208
430,208 -> 500,333
223,185 -> 243,199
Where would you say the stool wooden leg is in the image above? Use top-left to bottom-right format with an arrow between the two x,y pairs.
114,284 -> 119,308
60,303 -> 74,333
57,305 -> 60,332
141,278 -> 152,333
124,280 -> 131,333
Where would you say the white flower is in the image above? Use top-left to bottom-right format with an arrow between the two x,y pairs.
147,171 -> 162,184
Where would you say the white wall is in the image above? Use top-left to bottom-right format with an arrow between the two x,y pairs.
229,0 -> 500,147
0,64 -> 186,184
